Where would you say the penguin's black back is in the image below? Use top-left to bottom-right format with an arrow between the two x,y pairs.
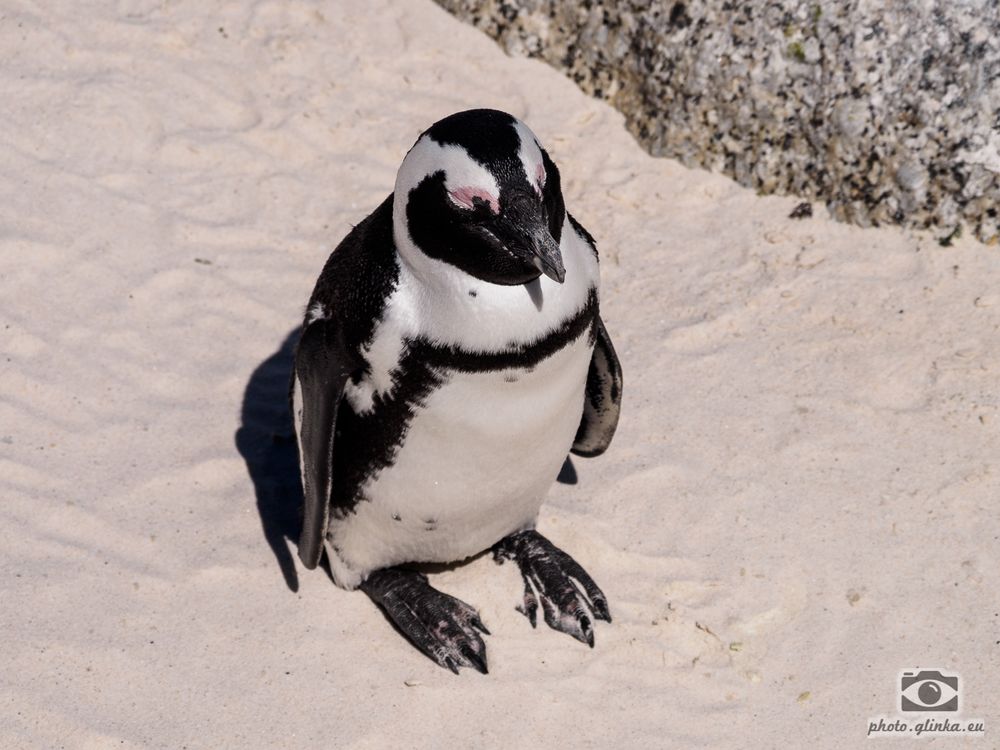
308,195 -> 399,353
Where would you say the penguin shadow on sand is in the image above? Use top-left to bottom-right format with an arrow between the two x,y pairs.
236,327 -> 311,593
235,328 -> 580,593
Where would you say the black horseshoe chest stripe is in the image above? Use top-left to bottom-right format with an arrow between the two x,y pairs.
329,287 -> 598,511
409,287 -> 598,374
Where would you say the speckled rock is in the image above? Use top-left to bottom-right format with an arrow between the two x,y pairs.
436,0 -> 1000,243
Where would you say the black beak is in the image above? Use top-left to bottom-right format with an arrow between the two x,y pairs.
521,219 -> 566,284
490,192 -> 566,284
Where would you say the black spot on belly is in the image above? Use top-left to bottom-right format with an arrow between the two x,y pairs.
468,289 -> 477,298
423,517 -> 437,531
504,374 -> 518,383
392,512 -> 402,522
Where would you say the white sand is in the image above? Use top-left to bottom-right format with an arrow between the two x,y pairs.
3,1 -> 998,747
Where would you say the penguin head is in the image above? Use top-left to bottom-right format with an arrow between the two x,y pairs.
393,109 -> 566,286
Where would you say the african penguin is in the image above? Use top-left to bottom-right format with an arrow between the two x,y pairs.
291,109 -> 623,674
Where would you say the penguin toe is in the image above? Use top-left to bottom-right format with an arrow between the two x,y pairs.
538,577 -> 596,646
515,578 -> 539,627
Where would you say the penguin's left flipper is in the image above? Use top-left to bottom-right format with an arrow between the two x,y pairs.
571,315 -> 622,458
360,568 -> 491,674
493,530 -> 611,647
292,317 -> 356,570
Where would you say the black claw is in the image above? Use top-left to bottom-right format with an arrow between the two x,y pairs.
580,615 -> 594,648
461,646 -> 489,674
592,599 -> 612,623
444,656 -> 460,675
471,616 -> 490,635
517,600 -> 538,628
526,605 -> 537,628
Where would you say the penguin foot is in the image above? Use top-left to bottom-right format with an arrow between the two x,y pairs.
493,530 -> 611,647
360,567 -> 490,674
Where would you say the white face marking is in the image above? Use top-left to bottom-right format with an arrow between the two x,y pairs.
392,135 -> 503,286
394,136 -> 499,226
513,120 -> 546,197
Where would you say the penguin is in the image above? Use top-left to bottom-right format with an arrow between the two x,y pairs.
291,109 -> 622,674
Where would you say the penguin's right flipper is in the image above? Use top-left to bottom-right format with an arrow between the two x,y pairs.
360,568 -> 491,674
291,317 -> 354,570
571,316 -> 623,457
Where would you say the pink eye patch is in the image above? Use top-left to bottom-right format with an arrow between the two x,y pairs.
536,163 -> 546,193
448,186 -> 499,214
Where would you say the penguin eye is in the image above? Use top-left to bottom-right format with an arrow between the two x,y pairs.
448,186 -> 499,215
